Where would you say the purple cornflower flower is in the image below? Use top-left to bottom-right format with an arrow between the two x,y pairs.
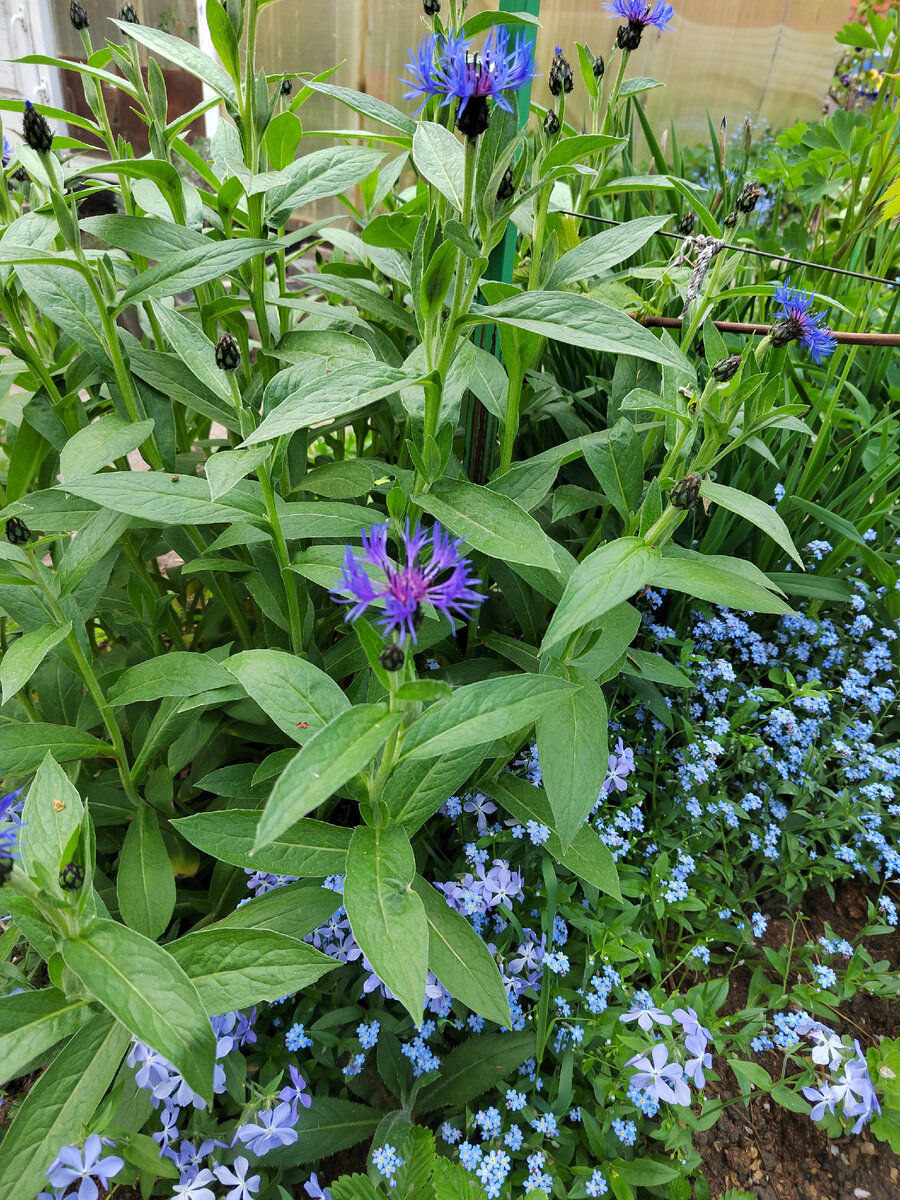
627,1043 -> 691,1105
771,280 -> 836,364
604,2 -> 675,50
332,522 -> 481,645
402,26 -> 536,137
47,1135 -> 124,1200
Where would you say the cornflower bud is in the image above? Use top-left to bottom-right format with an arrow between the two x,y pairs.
457,95 -> 490,140
543,110 -> 560,137
5,516 -> 30,545
215,332 -> 240,370
424,0 -> 440,13
670,473 -> 701,510
736,181 -> 763,213
497,166 -> 514,201
379,644 -> 405,672
743,115 -> 753,156
119,3 -> 139,22
676,210 -> 695,236
723,209 -> 738,227
22,101 -> 53,154
712,354 -> 742,382
70,1 -> 89,30
59,862 -> 85,890
617,21 -> 644,52
549,46 -> 573,97
281,78 -> 292,95
593,54 -> 605,80
12,166 -> 28,183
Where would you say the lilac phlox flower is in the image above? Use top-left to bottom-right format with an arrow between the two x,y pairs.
627,1043 -> 691,1105
601,738 -> 635,797
603,1 -> 675,32
164,1139 -> 222,1172
771,279 -> 837,364
480,861 -> 524,908
620,989 -> 672,1033
684,1052 -> 713,1088
279,1065 -> 312,1119
127,1040 -> 171,1091
802,1081 -> 838,1122
173,1170 -> 217,1200
304,1173 -> 332,1200
233,1102 -> 299,1155
332,522 -> 481,644
47,1134 -> 124,1200
508,931 -> 545,975
463,792 -> 496,833
214,1156 -> 261,1200
673,1005 -> 713,1056
153,1102 -> 181,1151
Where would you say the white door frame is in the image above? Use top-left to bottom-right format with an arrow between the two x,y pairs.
5,0 -> 63,110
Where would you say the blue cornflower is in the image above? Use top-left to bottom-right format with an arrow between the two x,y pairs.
771,280 -> 836,364
332,522 -> 481,645
402,26 -> 536,137
1,137 -> 11,167
604,2 -> 675,50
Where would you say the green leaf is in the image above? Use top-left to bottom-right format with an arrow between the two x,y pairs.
537,664 -> 608,849
542,133 -> 625,174
0,1015 -> 129,1200
116,806 -> 175,941
16,264 -> 108,365
62,918 -> 216,1104
433,1157 -> 489,1200
264,1095 -> 382,1168
399,675 -> 578,762
547,213 -> 672,289
650,547 -> 794,614
571,602 -> 641,679
344,825 -> 428,1022
0,623 -> 71,706
119,239 -> 272,306
483,773 -> 621,899
770,1083 -> 810,1114
701,481 -> 803,567
59,472 -> 264,526
415,1031 -> 535,1114
59,415 -> 156,482
0,723 -> 111,777
255,705 -> 402,848
624,648 -> 694,689
541,538 -> 661,654
206,0 -> 240,81
612,1158 -> 680,1185
470,292 -> 694,374
205,446 -> 271,501
619,76 -> 664,96
382,747 -> 487,834
110,17 -> 238,103
766,572 -> 853,603
303,80 -> 416,135
583,417 -> 643,520
243,362 -> 414,444
266,146 -> 386,224
789,495 -> 865,547
412,122 -> 465,210
330,1176 -> 382,1200
412,877 -> 510,1027
151,301 -> 232,405
213,881 -> 340,940
728,1056 -> 773,1092
225,648 -> 349,742
168,928 -> 337,1014
172,810 -> 351,876
415,477 -> 559,571
109,652 -> 235,705
79,213 -> 208,258
265,111 -> 303,169
0,988 -> 92,1088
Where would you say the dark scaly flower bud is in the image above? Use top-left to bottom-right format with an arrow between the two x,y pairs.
543,110 -> 560,137
120,3 -> 139,22
280,77 -> 292,95
5,516 -> 30,545
549,46 -> 573,97
670,472 -> 702,510
723,209 -> 738,228
676,210 -> 695,236
22,101 -> 53,154
59,861 -> 85,890
215,332 -> 240,370
12,165 -> 28,183
456,95 -> 490,140
712,354 -> 742,382
0,858 -> 13,886
736,181 -> 763,213
70,1 -> 89,30
771,318 -> 801,349
379,644 -> 405,672
497,166 -> 514,202
617,21 -> 644,52
593,54 -> 605,80
424,0 -> 440,13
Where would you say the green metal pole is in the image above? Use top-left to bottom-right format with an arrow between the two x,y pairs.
464,0 -> 541,483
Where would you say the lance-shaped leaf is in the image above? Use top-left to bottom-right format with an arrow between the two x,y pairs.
254,705 -> 402,849
0,988 -> 92,1088
119,239 -> 272,306
700,481 -> 803,567
0,624 -> 70,707
173,810 -> 351,877
59,473 -> 265,526
650,546 -> 794,614
225,649 -> 349,742
398,675 -> 578,762
116,806 -> 175,941
344,825 -> 428,1022
61,918 -> 216,1104
412,877 -> 510,1028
